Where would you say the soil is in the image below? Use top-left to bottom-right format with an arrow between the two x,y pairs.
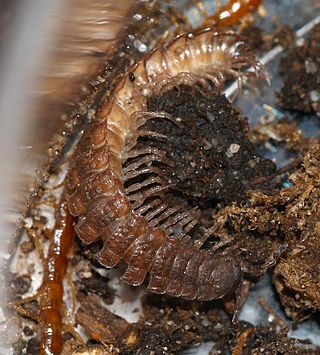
272,24 -> 296,49
71,290 -> 320,355
277,23 -> 320,116
146,85 -> 276,205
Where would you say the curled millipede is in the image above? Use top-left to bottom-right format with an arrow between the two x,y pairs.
66,28 -> 268,301
5,2 -> 271,354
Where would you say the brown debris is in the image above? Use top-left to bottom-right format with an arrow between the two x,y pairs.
75,269 -> 114,304
9,273 -> 32,296
20,240 -> 35,254
76,293 -> 135,348
12,337 -> 40,355
273,145 -> 320,319
272,24 -> 296,49
249,118 -> 314,154
258,297 -> 286,328
208,321 -> 320,354
236,324 -> 317,354
213,143 -> 320,320
61,341 -> 119,355
232,326 -> 255,355
274,226 -> 320,319
277,23 -> 320,116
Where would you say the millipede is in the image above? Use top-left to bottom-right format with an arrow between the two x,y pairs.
66,27 -> 270,301
6,0 -> 286,354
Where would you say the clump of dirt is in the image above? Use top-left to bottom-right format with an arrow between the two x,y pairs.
272,24 -> 296,49
211,144 -> 320,320
75,268 -> 114,304
12,337 -> 40,355
227,323 -> 319,354
8,273 -> 32,296
249,118 -> 314,155
146,85 -> 276,205
70,290 -> 320,354
241,23 -> 296,53
241,24 -> 267,51
273,145 -> 320,320
277,23 -> 320,116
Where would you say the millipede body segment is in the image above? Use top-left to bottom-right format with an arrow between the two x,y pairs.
66,28 -> 273,301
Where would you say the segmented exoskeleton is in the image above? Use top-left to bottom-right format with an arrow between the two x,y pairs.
66,28 -> 266,301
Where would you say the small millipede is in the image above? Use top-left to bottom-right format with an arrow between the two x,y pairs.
66,27 -> 268,302
203,0 -> 262,28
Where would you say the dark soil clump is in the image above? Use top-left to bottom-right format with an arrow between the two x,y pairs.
75,269 -> 114,304
277,23 -> 320,116
9,273 -> 32,296
272,24 -> 296,49
146,85 -> 276,205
